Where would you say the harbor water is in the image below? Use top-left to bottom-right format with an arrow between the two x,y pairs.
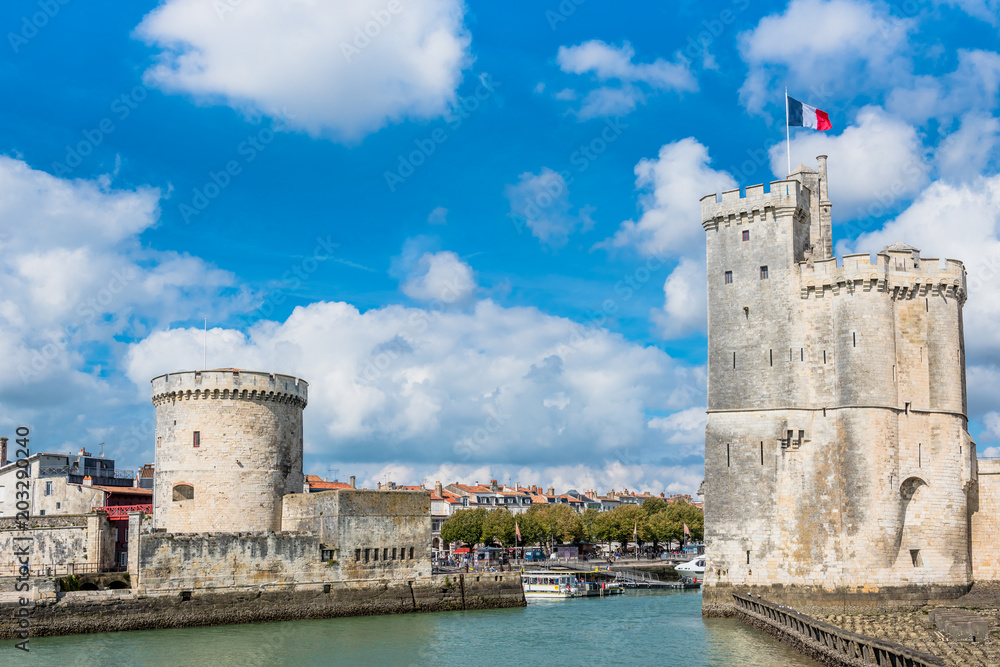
4,590 -> 818,666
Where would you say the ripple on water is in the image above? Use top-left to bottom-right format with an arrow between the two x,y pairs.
2,590 -> 819,667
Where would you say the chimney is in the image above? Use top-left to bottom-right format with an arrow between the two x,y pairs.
0,437 -> 6,467
490,479 -> 498,492
434,481 -> 443,496
83,475 -> 93,487
349,475 -> 356,489
547,486 -> 555,496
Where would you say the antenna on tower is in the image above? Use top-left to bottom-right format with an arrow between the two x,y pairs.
98,441 -> 105,458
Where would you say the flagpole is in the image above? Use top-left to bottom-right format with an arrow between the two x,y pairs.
785,87 -> 791,176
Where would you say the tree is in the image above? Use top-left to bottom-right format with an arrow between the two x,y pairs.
482,508 -> 516,546
515,510 -> 545,547
523,503 -> 582,548
640,497 -> 667,517
440,508 -> 486,552
600,504 -> 644,553
580,507 -> 600,543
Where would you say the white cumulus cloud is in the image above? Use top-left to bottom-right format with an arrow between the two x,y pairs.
738,0 -> 914,114
556,40 -> 696,119
136,0 -> 472,141
505,168 -> 595,248
604,137 -> 736,258
402,251 -> 476,303
769,106 -> 930,221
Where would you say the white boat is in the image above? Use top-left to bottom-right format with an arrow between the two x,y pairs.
522,571 -> 578,598
675,556 -> 705,581
521,570 -> 625,598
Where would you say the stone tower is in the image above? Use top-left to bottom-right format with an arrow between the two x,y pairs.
701,157 -> 977,613
151,369 -> 308,533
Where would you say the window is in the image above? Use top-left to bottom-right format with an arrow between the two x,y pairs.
193,431 -> 200,448
40,510 -> 46,516
0,486 -> 4,503
383,548 -> 389,561
364,548 -> 370,563
56,502 -> 61,509
373,548 -> 379,562
724,271 -> 733,284
45,481 -> 52,496
355,549 -> 361,561
409,547 -> 414,559
392,547 -> 397,560
172,484 -> 195,501
321,549 -> 335,561
742,230 -> 749,241
760,266 -> 768,279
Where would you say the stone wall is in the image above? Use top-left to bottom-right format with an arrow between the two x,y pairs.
0,573 -> 525,639
135,489 -> 431,592
151,369 -> 307,534
0,514 -> 113,576
702,159 -> 974,611
971,459 -> 1000,581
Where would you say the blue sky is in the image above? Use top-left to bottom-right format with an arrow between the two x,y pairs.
3,0 -> 1000,492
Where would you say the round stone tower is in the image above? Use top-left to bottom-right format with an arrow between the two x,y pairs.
151,369 -> 308,533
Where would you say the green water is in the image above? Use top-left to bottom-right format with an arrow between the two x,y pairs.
3,590 -> 817,666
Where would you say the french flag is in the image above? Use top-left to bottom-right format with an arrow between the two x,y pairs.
787,96 -> 832,131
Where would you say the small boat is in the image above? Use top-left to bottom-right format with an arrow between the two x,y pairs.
521,570 -> 625,598
675,556 -> 705,581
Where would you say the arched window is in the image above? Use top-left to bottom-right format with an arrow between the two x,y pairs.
173,483 -> 195,501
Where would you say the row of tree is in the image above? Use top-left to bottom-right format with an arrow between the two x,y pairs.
439,498 -> 704,552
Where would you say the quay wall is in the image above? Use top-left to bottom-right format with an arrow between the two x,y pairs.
0,573 -> 525,639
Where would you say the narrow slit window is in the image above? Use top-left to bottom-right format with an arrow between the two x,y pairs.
853,332 -> 856,347
392,547 -> 397,560
746,550 -> 751,565
409,547 -> 414,559
918,443 -> 922,468
384,548 -> 389,561
800,348 -> 804,361
769,349 -> 773,367
742,230 -> 750,241
760,266 -> 768,280
364,548 -> 370,563
724,270 -> 733,285
760,442 -> 764,465
925,298 -> 929,311
726,443 -> 730,467
733,352 -> 736,369
193,431 -> 200,448
823,350 -> 827,364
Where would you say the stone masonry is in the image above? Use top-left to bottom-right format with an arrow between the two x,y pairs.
151,369 -> 307,533
702,157 -> 977,613
971,459 -> 1000,581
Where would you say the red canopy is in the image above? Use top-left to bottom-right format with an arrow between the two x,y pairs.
452,548 -> 471,554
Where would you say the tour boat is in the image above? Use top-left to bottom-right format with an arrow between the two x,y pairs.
521,570 -> 625,598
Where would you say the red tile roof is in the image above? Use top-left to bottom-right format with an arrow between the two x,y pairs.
309,481 -> 352,490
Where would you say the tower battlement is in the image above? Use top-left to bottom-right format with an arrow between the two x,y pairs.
151,369 -> 308,407
700,179 -> 810,230
799,251 -> 966,301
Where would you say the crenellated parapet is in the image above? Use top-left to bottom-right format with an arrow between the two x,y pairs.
798,248 -> 966,302
701,179 -> 811,231
151,369 -> 308,408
